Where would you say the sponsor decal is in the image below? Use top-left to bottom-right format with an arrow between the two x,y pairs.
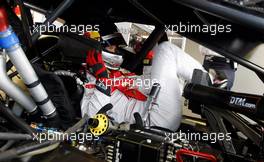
229,96 -> 256,109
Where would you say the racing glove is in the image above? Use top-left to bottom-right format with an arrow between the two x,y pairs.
86,49 -> 108,79
86,49 -> 111,96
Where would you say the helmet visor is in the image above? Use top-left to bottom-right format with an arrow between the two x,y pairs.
101,33 -> 127,48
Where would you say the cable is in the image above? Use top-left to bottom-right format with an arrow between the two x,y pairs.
54,70 -> 84,85
0,102 -> 36,135
64,114 -> 88,134
0,133 -> 32,140
0,140 -> 15,152
19,143 -> 60,158
0,114 -> 89,161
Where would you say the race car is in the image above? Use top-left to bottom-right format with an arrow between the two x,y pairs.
0,0 -> 263,161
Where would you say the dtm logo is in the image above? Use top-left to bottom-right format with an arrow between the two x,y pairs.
229,97 -> 256,109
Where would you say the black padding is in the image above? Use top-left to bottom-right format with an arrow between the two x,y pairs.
33,64 -> 76,129
191,69 -> 212,86
57,32 -> 102,64
58,75 -> 84,117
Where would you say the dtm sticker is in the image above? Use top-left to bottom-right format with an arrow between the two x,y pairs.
229,96 -> 256,109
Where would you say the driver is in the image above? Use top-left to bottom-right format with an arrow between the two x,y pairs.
81,24 -> 205,131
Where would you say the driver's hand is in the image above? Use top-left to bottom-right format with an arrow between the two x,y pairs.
86,49 -> 108,79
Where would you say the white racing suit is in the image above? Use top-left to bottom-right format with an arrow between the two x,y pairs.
81,41 -> 205,131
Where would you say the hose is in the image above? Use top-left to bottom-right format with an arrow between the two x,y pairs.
0,114 -> 89,161
6,44 -> 57,117
54,70 -> 76,78
0,140 -> 15,152
0,141 -> 55,161
0,133 -> 32,140
64,114 -> 88,134
0,102 -> 36,135
0,7 -> 58,118
54,70 -> 83,85
19,143 -> 60,158
0,52 -> 37,113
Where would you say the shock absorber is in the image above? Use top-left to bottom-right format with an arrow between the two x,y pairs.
0,6 -> 58,122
